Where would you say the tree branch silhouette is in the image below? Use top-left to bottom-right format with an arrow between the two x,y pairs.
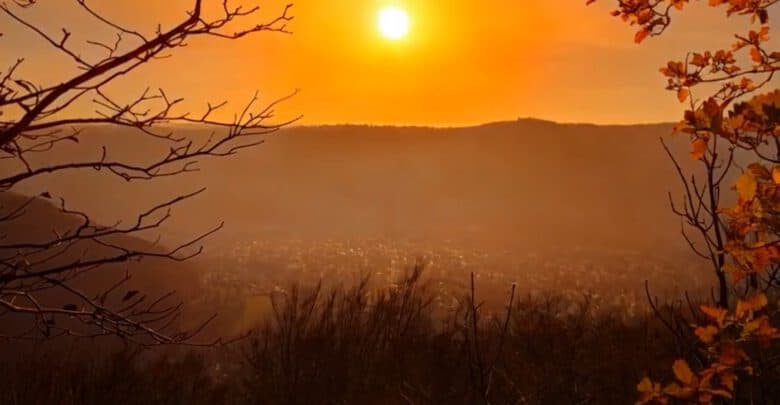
0,0 -> 297,345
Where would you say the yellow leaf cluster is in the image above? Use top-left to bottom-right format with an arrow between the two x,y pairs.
690,138 -> 707,160
735,173 -> 757,201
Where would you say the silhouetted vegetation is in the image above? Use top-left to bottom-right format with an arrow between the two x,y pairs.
0,268 -> 695,405
0,0 -> 295,345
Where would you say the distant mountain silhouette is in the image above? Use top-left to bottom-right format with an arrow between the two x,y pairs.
6,119 -> 714,254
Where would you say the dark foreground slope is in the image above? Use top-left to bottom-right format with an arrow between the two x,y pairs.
0,271 -> 677,405
4,271 -> 778,405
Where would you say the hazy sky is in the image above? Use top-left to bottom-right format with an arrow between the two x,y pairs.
1,0 -> 777,126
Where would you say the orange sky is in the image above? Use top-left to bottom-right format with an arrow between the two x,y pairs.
1,0 -> 777,126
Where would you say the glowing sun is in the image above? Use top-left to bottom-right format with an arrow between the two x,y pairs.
378,7 -> 410,40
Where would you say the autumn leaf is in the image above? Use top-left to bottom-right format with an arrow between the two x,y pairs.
751,47 -> 764,64
690,138 -> 707,160
636,377 -> 664,404
663,383 -> 697,400
637,9 -> 654,24
637,377 -> 665,404
727,265 -> 749,285
662,382 -> 685,397
694,325 -> 718,344
753,318 -> 780,346
703,388 -> 733,399
771,167 -> 780,184
702,98 -> 721,119
672,120 -> 689,133
700,305 -> 727,326
758,26 -> 770,42
672,359 -> 696,385
736,293 -> 768,318
751,247 -> 771,270
660,61 -> 686,77
746,293 -> 768,311
718,343 -> 748,366
728,114 -> 745,129
736,173 -> 757,201
637,377 -> 654,393
720,371 -> 736,391
677,88 -> 690,103
747,163 -> 770,180
691,52 -> 710,67
743,317 -> 764,335
635,29 -> 649,44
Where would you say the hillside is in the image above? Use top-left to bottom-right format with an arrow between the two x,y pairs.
0,191 -> 203,337
6,119 -> 704,254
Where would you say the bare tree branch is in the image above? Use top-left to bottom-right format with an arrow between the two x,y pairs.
0,0 -> 296,345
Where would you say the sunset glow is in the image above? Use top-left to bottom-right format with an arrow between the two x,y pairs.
377,7 -> 410,40
0,1 -> 769,126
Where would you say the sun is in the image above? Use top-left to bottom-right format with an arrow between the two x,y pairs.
378,6 -> 410,40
